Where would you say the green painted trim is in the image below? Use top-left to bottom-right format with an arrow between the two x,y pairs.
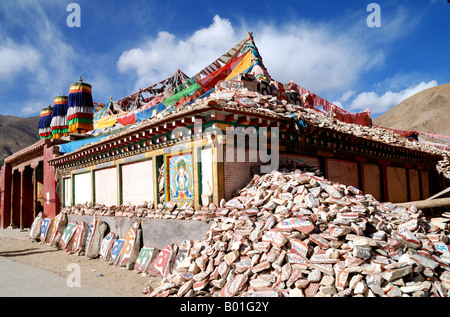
56,120 -> 290,170
196,145 -> 203,206
154,156 -> 161,205
91,170 -> 95,205
118,164 -> 123,206
71,173 -> 75,207
62,176 -> 66,208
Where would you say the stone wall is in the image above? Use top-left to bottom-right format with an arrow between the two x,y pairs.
67,214 -> 210,249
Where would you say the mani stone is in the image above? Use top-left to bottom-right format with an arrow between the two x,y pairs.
381,266 -> 413,282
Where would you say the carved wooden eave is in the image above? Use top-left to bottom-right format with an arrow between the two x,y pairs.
47,99 -> 443,173
47,103 -> 290,169
4,138 -> 67,168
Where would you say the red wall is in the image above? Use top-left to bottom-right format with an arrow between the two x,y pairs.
43,144 -> 59,218
22,168 -> 34,228
0,165 -> 12,228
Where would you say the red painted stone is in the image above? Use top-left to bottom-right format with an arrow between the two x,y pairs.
276,216 -> 314,234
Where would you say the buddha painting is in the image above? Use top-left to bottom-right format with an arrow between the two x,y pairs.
168,154 -> 193,207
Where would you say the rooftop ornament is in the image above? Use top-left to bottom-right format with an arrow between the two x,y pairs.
67,76 -> 94,134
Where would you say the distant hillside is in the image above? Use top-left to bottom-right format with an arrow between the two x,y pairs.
0,115 -> 40,165
373,83 -> 450,137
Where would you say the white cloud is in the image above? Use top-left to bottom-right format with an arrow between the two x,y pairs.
346,80 -> 438,114
0,3 -> 420,117
116,17 -> 378,94
117,8 -> 415,97
0,40 -> 40,79
0,1 -> 80,115
340,90 -> 356,103
118,15 -> 239,90
254,24 -> 382,94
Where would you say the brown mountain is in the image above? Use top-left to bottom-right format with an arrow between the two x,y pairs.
373,83 -> 450,137
0,115 -> 40,165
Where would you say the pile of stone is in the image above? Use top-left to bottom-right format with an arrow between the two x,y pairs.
184,83 -> 450,181
62,158 -> 321,221
62,202 -> 194,220
83,81 -> 450,182
147,169 -> 450,297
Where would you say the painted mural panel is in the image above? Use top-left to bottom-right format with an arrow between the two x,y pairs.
166,153 -> 194,207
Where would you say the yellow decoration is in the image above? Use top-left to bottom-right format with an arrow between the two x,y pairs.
94,115 -> 117,130
225,51 -> 252,81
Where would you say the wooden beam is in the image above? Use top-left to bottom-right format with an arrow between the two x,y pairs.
249,118 -> 261,126
395,198 -> 450,209
224,114 -> 237,123
156,125 -> 169,134
171,120 -> 185,128
427,187 -> 450,201
236,116 -> 250,125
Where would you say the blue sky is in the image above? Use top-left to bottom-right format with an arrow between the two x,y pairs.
0,0 -> 449,118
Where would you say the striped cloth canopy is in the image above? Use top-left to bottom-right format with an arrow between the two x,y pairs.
50,95 -> 69,139
38,106 -> 53,139
67,77 -> 94,133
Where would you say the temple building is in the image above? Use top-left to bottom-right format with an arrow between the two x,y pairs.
1,33 -> 449,230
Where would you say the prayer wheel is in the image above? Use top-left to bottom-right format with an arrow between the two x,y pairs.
67,76 -> 94,133
38,105 -> 53,139
50,95 -> 69,139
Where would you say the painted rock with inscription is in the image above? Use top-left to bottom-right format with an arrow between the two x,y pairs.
276,216 -> 314,234
148,244 -> 177,277
262,230 -> 287,247
228,274 -> 248,296
145,166 -> 450,297
71,221 -> 89,254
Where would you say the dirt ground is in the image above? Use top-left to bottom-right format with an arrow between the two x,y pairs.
0,230 -> 162,297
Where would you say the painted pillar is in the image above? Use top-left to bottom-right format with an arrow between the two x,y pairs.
32,165 -> 38,219
0,164 -> 12,228
152,157 -> 158,209
43,143 -> 60,218
19,169 -> 24,230
19,167 -> 34,229
10,170 -> 21,228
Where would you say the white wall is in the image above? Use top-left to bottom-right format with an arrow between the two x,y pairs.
122,160 -> 154,206
95,167 -> 118,206
201,148 -> 214,196
74,172 -> 92,205
63,177 -> 71,207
